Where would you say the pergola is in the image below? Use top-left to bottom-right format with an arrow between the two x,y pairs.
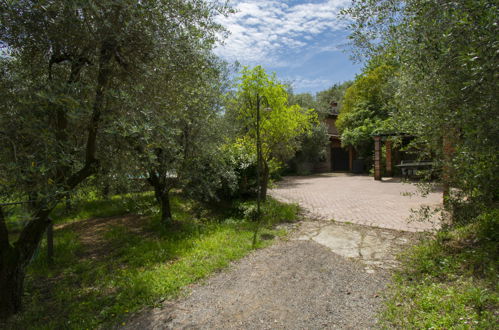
372,133 -> 413,180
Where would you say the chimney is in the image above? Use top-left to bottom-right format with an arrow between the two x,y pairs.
330,101 -> 339,115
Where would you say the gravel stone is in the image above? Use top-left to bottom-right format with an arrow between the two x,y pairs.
122,239 -> 390,329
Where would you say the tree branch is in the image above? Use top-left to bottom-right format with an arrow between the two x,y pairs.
66,159 -> 100,190
68,55 -> 92,84
65,41 -> 115,192
14,208 -> 52,267
48,52 -> 71,81
11,42 -> 116,268
85,39 -> 115,164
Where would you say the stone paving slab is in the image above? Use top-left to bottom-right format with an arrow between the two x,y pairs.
291,219 -> 423,273
270,173 -> 442,232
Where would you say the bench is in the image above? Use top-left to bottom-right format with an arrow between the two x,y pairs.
396,161 -> 434,179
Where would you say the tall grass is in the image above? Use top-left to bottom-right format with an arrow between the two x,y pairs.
2,195 -> 299,329
382,209 -> 498,328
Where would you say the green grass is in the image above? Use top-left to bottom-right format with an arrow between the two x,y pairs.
3,194 -> 299,329
381,209 -> 499,329
4,191 -> 156,234
51,191 -> 156,224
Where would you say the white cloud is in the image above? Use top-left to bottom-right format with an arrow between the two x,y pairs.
215,0 -> 350,66
286,76 -> 332,91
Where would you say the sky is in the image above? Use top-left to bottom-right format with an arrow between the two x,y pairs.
215,0 -> 362,95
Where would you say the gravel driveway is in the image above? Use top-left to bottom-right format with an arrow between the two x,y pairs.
122,239 -> 390,329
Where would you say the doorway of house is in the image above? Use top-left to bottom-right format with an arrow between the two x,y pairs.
331,147 -> 349,171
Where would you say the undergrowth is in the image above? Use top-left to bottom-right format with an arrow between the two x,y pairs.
2,194 -> 299,329
382,209 -> 499,329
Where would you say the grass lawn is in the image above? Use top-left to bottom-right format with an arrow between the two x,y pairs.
381,209 -> 499,329
2,193 -> 299,329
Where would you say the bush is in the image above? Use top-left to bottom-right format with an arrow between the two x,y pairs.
215,142 -> 258,200
233,198 -> 300,225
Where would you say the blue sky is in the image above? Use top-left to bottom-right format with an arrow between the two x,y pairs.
215,0 -> 362,94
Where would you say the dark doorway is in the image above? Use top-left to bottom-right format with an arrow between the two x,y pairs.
331,147 -> 349,171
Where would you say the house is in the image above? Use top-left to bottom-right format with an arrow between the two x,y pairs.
314,102 -> 355,173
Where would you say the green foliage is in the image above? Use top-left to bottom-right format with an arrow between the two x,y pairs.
339,65 -> 394,121
382,209 -> 499,328
0,0 -> 232,318
315,81 -> 352,116
288,92 -> 318,111
297,122 -> 330,163
391,0 -> 499,213
343,0 -> 499,215
286,82 -> 351,174
2,194 -> 298,329
216,141 -> 257,199
287,123 -> 330,175
50,192 -> 156,224
229,66 -> 316,183
287,81 -> 352,118
342,4 -> 499,325
0,0 -> 228,203
113,53 -> 231,212
233,198 -> 300,225
337,64 -> 395,157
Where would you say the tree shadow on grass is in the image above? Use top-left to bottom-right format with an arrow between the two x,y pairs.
5,194 -> 270,330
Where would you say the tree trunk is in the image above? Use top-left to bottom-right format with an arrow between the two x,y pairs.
0,39 -> 114,320
0,208 -> 51,320
159,191 -> 172,224
148,171 -> 173,224
0,249 -> 24,319
46,220 -> 54,265
102,184 -> 110,199
261,162 -> 270,201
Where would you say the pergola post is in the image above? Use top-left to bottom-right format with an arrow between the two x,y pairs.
385,140 -> 393,177
374,136 -> 382,180
348,146 -> 354,172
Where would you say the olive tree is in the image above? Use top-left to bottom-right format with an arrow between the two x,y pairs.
114,54 -> 230,224
0,0 -> 228,318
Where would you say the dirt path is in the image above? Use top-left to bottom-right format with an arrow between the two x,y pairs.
122,220 -> 421,329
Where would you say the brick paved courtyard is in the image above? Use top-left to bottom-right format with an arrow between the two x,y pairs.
270,173 -> 442,232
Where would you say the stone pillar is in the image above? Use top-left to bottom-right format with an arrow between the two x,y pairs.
385,140 -> 393,177
374,136 -> 382,180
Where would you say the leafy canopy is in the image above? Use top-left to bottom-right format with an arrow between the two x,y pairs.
232,66 -> 316,165
337,64 -> 395,156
